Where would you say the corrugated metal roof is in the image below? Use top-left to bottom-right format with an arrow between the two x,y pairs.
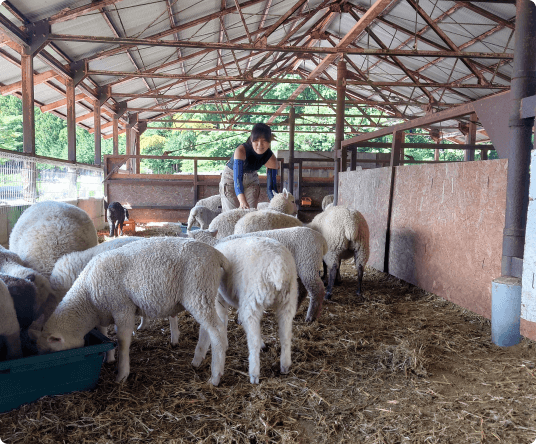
0,0 -> 517,141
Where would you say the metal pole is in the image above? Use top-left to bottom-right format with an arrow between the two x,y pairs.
501,0 -> 536,277
334,59 -> 346,206
94,100 -> 101,166
66,78 -> 76,162
464,113 -> 477,162
288,106 -> 295,196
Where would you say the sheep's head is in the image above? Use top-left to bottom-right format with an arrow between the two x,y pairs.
37,322 -> 84,354
270,188 -> 297,216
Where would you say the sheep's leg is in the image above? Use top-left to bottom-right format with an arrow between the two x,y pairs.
193,298 -> 228,365
137,316 -> 149,330
304,276 -> 325,323
321,261 -> 328,285
169,316 -> 179,345
206,322 -> 227,386
324,264 -> 338,300
276,307 -> 294,375
356,261 -> 365,302
4,331 -> 22,360
297,278 -> 308,310
114,318 -> 136,382
335,258 -> 343,286
97,325 -> 115,363
119,221 -> 124,236
109,220 -> 115,238
242,311 -> 263,384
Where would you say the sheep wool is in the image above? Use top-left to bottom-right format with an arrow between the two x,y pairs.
322,194 -> 334,210
195,195 -> 222,212
38,237 -> 230,386
0,279 -> 22,361
267,189 -> 297,215
208,208 -> 256,239
187,206 -> 221,231
9,201 -> 99,277
307,205 -> 370,300
191,235 -> 298,384
233,210 -> 302,235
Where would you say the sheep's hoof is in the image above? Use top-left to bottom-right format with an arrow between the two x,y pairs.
324,292 -> 332,301
280,365 -> 290,375
250,375 -> 260,384
191,356 -> 203,368
115,372 -> 129,383
210,374 -> 221,386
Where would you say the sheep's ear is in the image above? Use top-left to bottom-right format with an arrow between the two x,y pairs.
208,229 -> 218,238
47,334 -> 64,344
282,188 -> 289,199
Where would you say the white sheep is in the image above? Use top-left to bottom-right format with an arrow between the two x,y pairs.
306,205 -> 369,301
49,237 -> 143,299
195,195 -> 222,212
191,226 -> 327,322
187,206 -> 221,231
207,208 -> 256,239
9,201 -> 99,277
191,236 -> 298,384
267,189 -> 298,215
234,210 -> 302,235
37,237 -> 231,385
0,279 -> 22,361
256,202 -> 269,210
322,194 -> 334,210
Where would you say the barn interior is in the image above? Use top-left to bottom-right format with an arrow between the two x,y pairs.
0,0 -> 535,442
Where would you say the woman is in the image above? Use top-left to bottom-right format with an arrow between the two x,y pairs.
220,123 -> 278,211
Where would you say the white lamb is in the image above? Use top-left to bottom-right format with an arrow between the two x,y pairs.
234,210 -> 302,235
195,195 -> 222,212
266,189 -> 298,216
49,237 -> 143,299
307,205 -> 369,301
322,194 -> 334,210
9,201 -> 99,277
37,237 -> 231,385
187,206 -> 221,231
190,227 -> 327,322
192,236 -> 298,384
207,208 -> 256,239
0,279 -> 22,361
257,202 -> 269,210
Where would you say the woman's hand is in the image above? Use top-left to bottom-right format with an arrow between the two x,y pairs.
237,194 -> 250,209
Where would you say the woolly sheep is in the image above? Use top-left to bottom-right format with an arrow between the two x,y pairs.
322,194 -> 334,210
0,245 -> 58,329
207,208 -> 256,239
191,236 -> 298,384
195,195 -> 222,212
257,202 -> 269,210
49,237 -> 143,299
37,237 -> 230,385
107,201 -> 130,237
187,206 -> 221,231
307,205 -> 369,301
234,210 -> 302,235
190,226 -> 327,322
0,279 -> 22,361
267,189 -> 298,216
9,201 -> 99,277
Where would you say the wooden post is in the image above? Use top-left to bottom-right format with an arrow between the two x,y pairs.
66,78 -> 76,162
288,106 -> 295,196
21,53 -> 35,155
334,59 -> 347,206
112,114 -> 119,155
464,113 -> 477,161
94,100 -> 101,166
297,159 -> 302,209
390,131 -> 404,167
193,159 -> 198,204
125,127 -> 132,173
134,131 -> 140,174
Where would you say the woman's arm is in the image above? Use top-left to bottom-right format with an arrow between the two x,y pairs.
266,154 -> 279,200
233,145 -> 249,209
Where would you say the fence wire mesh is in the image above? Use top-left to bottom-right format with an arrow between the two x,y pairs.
0,151 -> 103,210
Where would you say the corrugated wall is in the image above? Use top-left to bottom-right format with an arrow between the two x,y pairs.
339,159 -> 509,326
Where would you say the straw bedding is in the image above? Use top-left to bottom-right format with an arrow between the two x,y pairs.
0,229 -> 535,443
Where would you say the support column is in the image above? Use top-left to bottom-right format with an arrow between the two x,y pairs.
94,100 -> 101,166
464,113 -> 477,162
66,78 -> 76,162
390,131 -> 404,167
288,106 -> 295,197
430,129 -> 440,161
112,115 -> 119,155
134,131 -> 140,174
125,127 -> 132,173
334,59 -> 347,206
21,53 -> 35,155
493,0 -> 536,347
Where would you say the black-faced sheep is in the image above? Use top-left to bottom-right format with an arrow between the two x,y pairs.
107,201 -> 130,237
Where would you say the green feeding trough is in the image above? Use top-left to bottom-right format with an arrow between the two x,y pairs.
0,329 -> 116,413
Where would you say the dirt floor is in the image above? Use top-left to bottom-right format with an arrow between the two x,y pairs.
1,229 -> 535,443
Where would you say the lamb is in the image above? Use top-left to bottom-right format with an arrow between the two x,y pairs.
187,206 -> 221,231
195,195 -> 222,212
257,202 -> 269,210
0,279 -> 22,361
49,237 -> 143,299
234,210 -> 302,235
37,237 -> 230,385
190,226 -> 327,322
9,200 -> 99,277
306,205 -> 369,301
322,194 -> 334,210
267,189 -> 298,216
107,201 -> 130,237
207,208 -> 256,239
191,236 -> 298,384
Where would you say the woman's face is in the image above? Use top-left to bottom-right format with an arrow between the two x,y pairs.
251,137 -> 271,155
